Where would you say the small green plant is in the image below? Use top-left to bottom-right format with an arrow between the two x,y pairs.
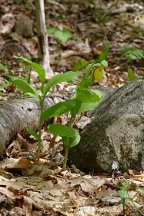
118,181 -> 144,215
11,44 -> 108,167
90,9 -> 109,23
127,67 -> 137,81
119,181 -> 131,215
72,41 -> 109,76
0,63 -> 11,76
121,45 -> 144,62
11,58 -> 80,158
47,27 -> 73,43
72,59 -> 89,71
47,63 -> 105,168
120,45 -> 143,81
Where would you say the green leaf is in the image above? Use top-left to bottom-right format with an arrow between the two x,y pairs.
125,48 -> 144,59
82,102 -> 99,112
92,89 -> 104,98
26,128 -> 40,140
72,59 -> 89,71
12,78 -> 38,98
18,57 -> 45,83
73,90 -> 103,114
119,190 -> 128,205
69,100 -> 81,115
0,63 -> 9,73
83,63 -> 96,80
67,133 -> 80,148
77,102 -> 100,113
48,124 -> 77,137
76,89 -> 101,103
44,71 -> 80,95
96,41 -> 109,63
41,99 -> 75,121
78,79 -> 93,90
0,80 -> 9,89
48,124 -> 80,148
128,67 -> 137,81
47,27 -> 73,42
62,134 -> 80,148
97,60 -> 108,67
121,46 -> 144,62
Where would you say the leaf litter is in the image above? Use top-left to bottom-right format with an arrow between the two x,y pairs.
0,0 -> 144,215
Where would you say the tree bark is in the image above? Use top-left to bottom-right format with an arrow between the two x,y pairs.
69,80 -> 144,173
35,0 -> 53,78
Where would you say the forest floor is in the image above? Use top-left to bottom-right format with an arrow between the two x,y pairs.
0,0 -> 144,215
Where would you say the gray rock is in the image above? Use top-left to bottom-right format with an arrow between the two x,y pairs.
69,80 -> 144,172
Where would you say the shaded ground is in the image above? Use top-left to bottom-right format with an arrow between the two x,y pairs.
0,0 -> 144,215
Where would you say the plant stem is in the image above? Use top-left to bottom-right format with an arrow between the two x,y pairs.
36,94 -> 46,156
63,146 -> 69,169
67,114 -> 75,127
122,203 -> 125,216
63,114 -> 76,169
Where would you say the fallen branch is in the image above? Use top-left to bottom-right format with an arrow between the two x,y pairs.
108,4 -> 143,15
0,95 -> 64,154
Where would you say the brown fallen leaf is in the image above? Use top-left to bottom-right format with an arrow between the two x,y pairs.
0,157 -> 33,170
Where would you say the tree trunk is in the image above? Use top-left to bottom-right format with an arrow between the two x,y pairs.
0,95 -> 63,154
69,80 -> 144,173
35,0 -> 53,78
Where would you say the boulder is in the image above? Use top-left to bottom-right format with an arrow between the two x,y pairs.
69,80 -> 144,172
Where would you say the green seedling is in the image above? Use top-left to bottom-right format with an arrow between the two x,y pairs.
40,62 -> 104,168
121,46 -> 143,81
121,45 -> 144,62
90,9 -> 110,23
12,57 -> 80,159
46,61 -> 107,168
0,63 -> 11,76
12,46 -> 108,167
96,41 -> 109,63
71,41 -> 109,80
119,182 -> 130,215
128,67 -> 137,81
47,27 -> 73,43
118,181 -> 141,215
48,124 -> 80,169
72,59 -> 89,71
